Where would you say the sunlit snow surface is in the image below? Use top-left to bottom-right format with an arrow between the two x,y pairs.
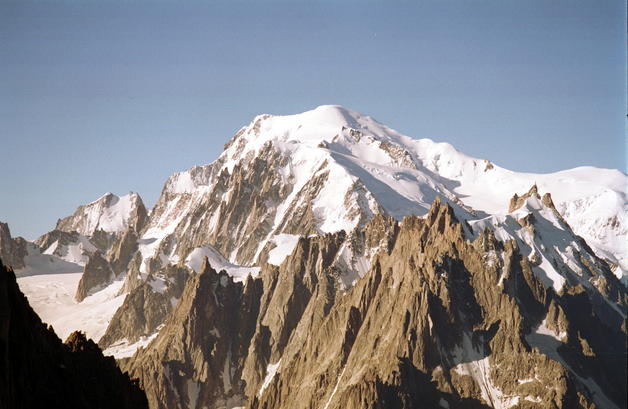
156,105 -> 626,281
186,244 -> 260,282
64,192 -> 142,235
267,234 -> 301,266
16,273 -> 126,344
258,360 -> 281,396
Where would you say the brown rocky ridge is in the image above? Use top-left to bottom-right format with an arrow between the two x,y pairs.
121,198 -> 626,409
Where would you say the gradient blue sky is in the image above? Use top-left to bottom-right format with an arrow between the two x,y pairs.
1,0 -> 626,239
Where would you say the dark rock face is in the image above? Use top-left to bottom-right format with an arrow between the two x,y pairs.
0,222 -> 27,270
33,229 -> 80,251
122,259 -> 263,409
75,252 -> 115,302
124,199 -> 626,409
99,264 -> 190,349
107,228 -> 140,276
0,259 -> 148,409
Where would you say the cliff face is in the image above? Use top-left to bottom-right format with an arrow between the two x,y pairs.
123,199 -> 626,409
122,259 -> 263,409
99,263 -> 191,350
0,259 -> 148,409
75,251 -> 115,302
249,199 -> 625,409
0,222 -> 27,270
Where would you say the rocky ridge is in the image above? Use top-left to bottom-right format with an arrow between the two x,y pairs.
122,198 -> 626,409
0,222 -> 27,270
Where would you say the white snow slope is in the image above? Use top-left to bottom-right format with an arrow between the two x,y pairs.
151,105 -> 626,281
185,244 -> 260,282
16,272 -> 126,343
57,192 -> 144,236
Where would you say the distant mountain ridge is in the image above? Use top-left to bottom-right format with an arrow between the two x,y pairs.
55,192 -> 148,236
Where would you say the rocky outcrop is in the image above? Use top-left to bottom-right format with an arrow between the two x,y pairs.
75,252 -> 115,302
33,228 -> 100,267
107,228 -> 140,276
508,184 -> 560,214
99,264 -> 190,349
250,199 -> 625,409
74,227 -> 142,302
124,198 -> 626,409
122,258 -> 263,409
0,259 -> 148,409
34,229 -> 81,252
0,222 -> 27,270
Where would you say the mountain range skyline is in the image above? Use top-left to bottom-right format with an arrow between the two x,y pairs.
2,0 -> 626,240
3,102 -> 627,240
4,104 -> 625,408
2,2 -> 626,408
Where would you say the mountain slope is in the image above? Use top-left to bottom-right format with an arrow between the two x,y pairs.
15,105 -> 625,354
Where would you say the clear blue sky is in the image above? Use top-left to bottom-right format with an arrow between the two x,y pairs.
1,0 -> 626,239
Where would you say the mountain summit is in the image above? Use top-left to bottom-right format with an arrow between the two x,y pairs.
151,105 -> 626,278
56,192 -> 148,236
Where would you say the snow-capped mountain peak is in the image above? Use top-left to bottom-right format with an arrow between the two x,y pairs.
140,106 -> 627,283
221,104 -> 418,169
56,191 -> 148,236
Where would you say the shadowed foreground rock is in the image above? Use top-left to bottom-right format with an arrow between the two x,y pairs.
0,259 -> 148,409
